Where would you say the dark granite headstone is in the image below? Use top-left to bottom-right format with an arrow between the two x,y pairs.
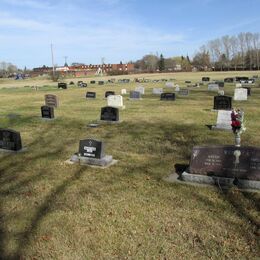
189,145 -> 260,181
79,139 -> 104,159
86,92 -> 96,98
185,80 -> 191,84
58,83 -> 67,89
98,81 -> 105,85
202,77 -> 210,81
90,80 -> 96,84
105,91 -> 115,98
69,81 -> 74,85
213,95 -> 232,110
100,106 -> 119,121
178,89 -> 189,96
129,91 -> 141,99
235,76 -> 249,82
81,83 -> 87,88
224,77 -> 234,83
45,94 -> 59,108
77,81 -> 83,86
41,106 -> 54,119
160,93 -> 175,101
242,87 -> 251,96
0,129 -> 22,151
215,81 -> 224,88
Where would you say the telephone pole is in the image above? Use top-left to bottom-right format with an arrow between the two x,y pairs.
50,43 -> 55,80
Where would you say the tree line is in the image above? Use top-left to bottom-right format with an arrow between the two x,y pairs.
190,32 -> 260,71
134,32 -> 260,72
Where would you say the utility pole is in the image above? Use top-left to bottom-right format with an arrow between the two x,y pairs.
64,56 -> 68,66
50,43 -> 55,80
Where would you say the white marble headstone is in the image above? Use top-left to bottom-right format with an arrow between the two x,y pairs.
121,89 -> 127,95
165,82 -> 174,88
175,85 -> 180,92
152,88 -> 163,95
236,83 -> 242,88
107,95 -> 124,108
234,88 -> 247,101
208,84 -> 219,91
214,110 -> 232,130
135,86 -> 145,95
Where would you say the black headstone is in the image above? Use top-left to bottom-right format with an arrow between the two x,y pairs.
189,145 -> 260,181
224,77 -> 234,83
0,129 -> 22,151
242,87 -> 251,96
213,95 -> 232,110
202,77 -> 210,81
105,91 -> 115,98
90,80 -> 96,84
215,81 -> 225,88
41,106 -> 54,119
235,76 -> 249,82
100,106 -> 119,121
86,92 -> 96,98
98,81 -> 105,85
160,93 -> 175,101
79,139 -> 104,159
185,80 -> 191,84
77,81 -> 83,86
58,83 -> 67,89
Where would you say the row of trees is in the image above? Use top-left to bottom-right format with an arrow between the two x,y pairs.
0,62 -> 19,77
193,32 -> 260,71
134,54 -> 192,72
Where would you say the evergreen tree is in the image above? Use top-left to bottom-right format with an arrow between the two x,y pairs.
158,54 -> 165,71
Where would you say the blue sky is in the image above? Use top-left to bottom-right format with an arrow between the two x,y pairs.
0,0 -> 259,68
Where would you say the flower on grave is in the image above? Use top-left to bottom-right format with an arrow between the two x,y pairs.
231,108 -> 246,135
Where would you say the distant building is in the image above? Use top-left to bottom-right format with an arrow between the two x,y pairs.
31,63 -> 134,77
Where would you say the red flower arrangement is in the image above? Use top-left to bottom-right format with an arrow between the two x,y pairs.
231,108 -> 244,134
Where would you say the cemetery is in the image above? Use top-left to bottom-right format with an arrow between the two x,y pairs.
0,71 -> 259,258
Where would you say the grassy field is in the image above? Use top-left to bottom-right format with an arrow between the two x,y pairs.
0,71 -> 259,259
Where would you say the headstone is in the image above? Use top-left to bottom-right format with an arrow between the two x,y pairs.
188,145 -> 260,181
121,89 -> 127,95
90,80 -> 96,84
135,86 -> 145,95
175,85 -> 180,92
77,139 -> 113,167
218,90 -> 225,96
160,93 -> 175,101
58,83 -> 67,89
100,106 -> 119,122
185,81 -> 191,84
107,95 -> 124,108
77,81 -> 83,86
129,91 -> 141,99
69,81 -> 74,85
98,81 -> 105,85
215,81 -> 224,88
236,83 -> 242,88
165,82 -> 174,88
86,92 -> 96,99
224,77 -> 234,83
41,106 -> 54,119
178,89 -> 189,96
105,91 -> 115,98
242,87 -> 251,96
234,88 -> 247,101
45,94 -> 59,108
212,110 -> 232,130
202,77 -> 210,81
153,88 -> 163,95
208,84 -> 219,91
79,139 -> 104,159
80,83 -> 87,88
0,129 -> 22,151
213,96 -> 232,110
235,76 -> 249,82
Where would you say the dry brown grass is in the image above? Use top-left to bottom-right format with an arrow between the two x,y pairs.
0,71 -> 259,259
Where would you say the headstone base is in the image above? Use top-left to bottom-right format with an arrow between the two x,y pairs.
0,147 -> 27,154
181,171 -> 260,190
211,125 -> 232,131
128,98 -> 142,101
99,120 -> 122,124
79,155 -> 113,166
66,154 -> 117,168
